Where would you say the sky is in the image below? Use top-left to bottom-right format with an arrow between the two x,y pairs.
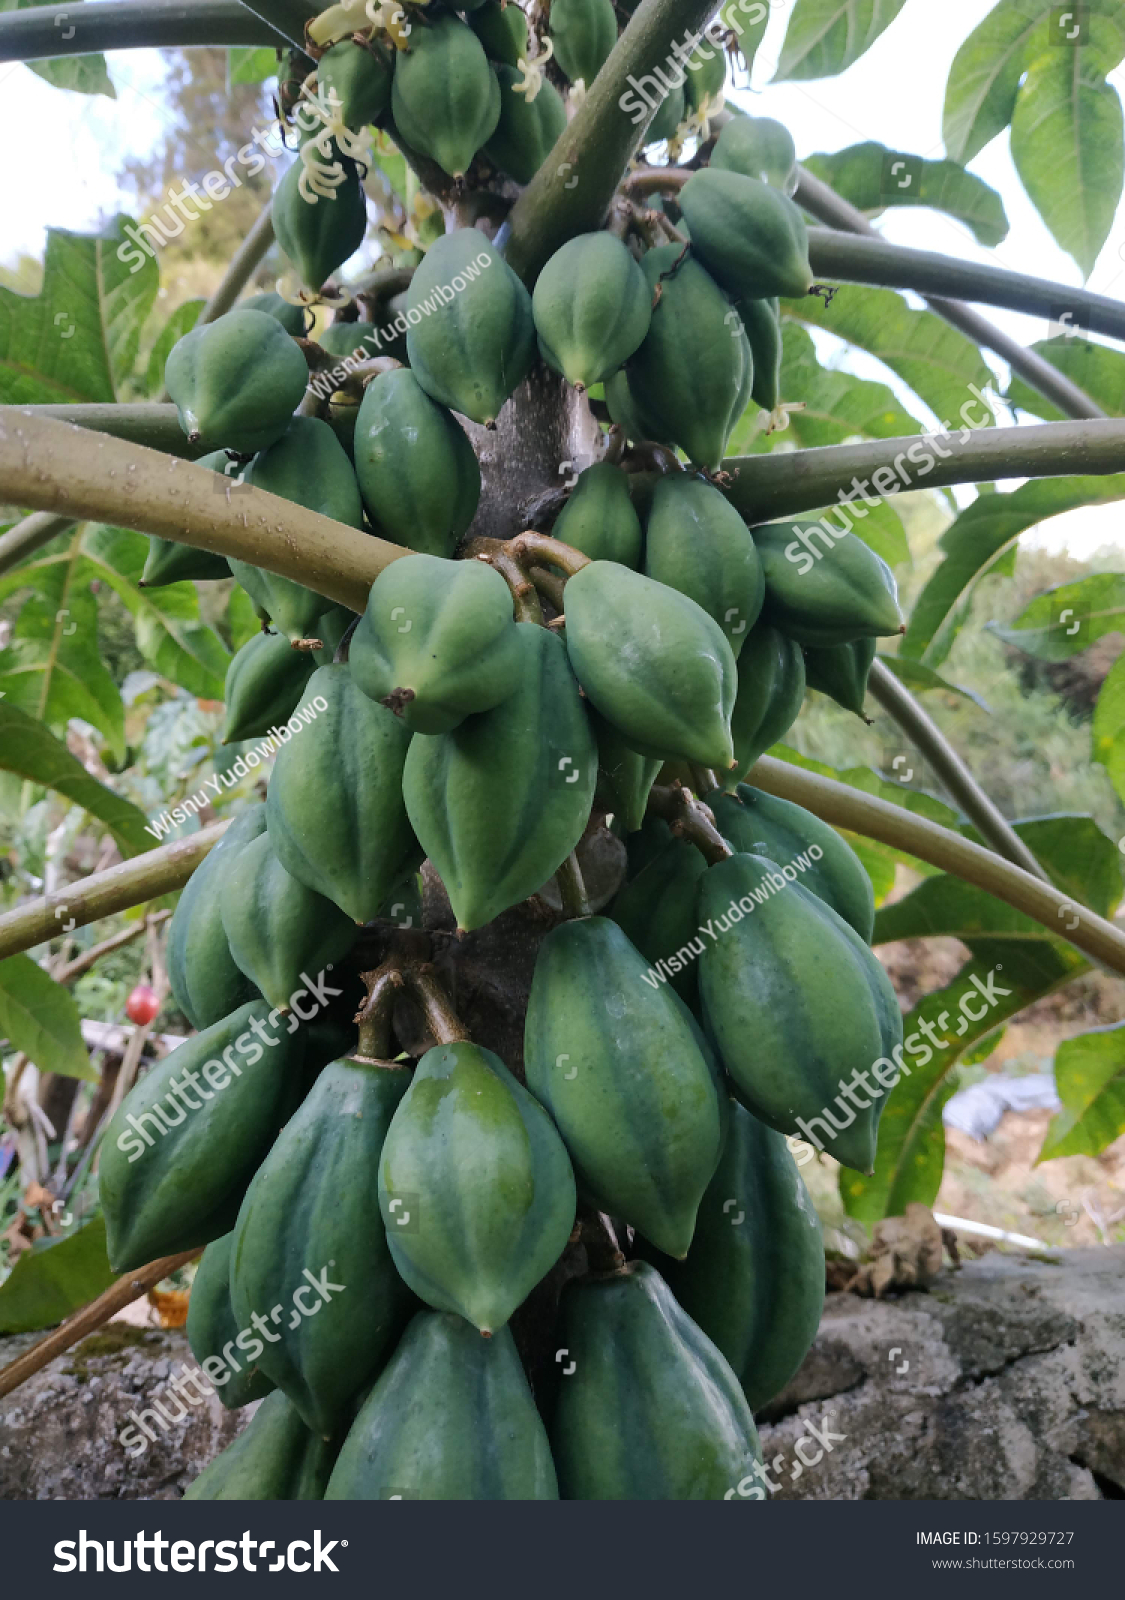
1,0 -> 1124,555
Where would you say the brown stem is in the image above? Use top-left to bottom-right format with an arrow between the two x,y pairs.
528,564 -> 567,613
555,851 -> 592,919
54,910 -> 171,986
480,542 -> 545,625
403,963 -> 470,1045
646,783 -> 732,866
352,964 -> 406,1063
507,530 -> 590,579
579,1210 -> 627,1276
623,166 -> 690,198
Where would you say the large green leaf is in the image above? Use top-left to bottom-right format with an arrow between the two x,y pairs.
145,297 -> 204,395
902,476 -> 1125,666
1038,1022 -> 1125,1162
0,953 -> 94,1081
877,653 -> 991,710
803,143 -> 1009,246
792,286 -> 993,437
943,0 -> 1125,164
1006,335 -> 1125,421
0,702 -> 151,855
0,217 -> 159,405
0,1214 -> 116,1333
989,572 -> 1125,661
1010,48 -> 1125,280
773,0 -> 907,81
1092,651 -> 1125,806
0,0 -> 115,99
228,46 -> 279,86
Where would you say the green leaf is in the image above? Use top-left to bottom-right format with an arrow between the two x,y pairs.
0,702 -> 151,856
1010,49 -> 1125,280
943,0 -> 1125,165
0,1214 -> 116,1333
0,954 -> 94,1081
227,583 -> 261,654
841,939 -> 1084,1222
803,143 -> 1009,246
770,744 -> 959,840
773,0 -> 907,81
1092,651 -> 1125,806
146,297 -> 204,395
1005,335 -> 1125,420
988,571 -> 1125,661
1037,1022 -> 1125,1161
229,45 -> 279,87
0,217 -> 159,405
791,285 -> 993,437
0,0 -> 116,99
877,653 -> 991,710
902,475 -> 1125,666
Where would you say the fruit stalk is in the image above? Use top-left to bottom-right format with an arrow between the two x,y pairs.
0,511 -> 73,579
507,531 -> 591,579
646,784 -> 733,866
555,851 -> 592,920
404,963 -> 472,1047
353,963 -> 407,1063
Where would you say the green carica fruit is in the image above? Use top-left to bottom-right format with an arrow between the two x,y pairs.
562,560 -> 738,771
186,1232 -> 276,1410
804,636 -> 877,716
405,229 -> 535,426
550,0 -> 617,86
317,36 -> 393,129
683,31 -> 728,112
184,1390 -> 337,1500
165,309 -> 309,455
551,462 -> 642,567
403,624 -> 596,931
100,998 -> 306,1271
706,784 -> 875,943
222,629 -> 316,745
645,79 -> 685,145
603,365 -> 675,448
642,474 -> 764,658
626,243 -> 752,471
532,233 -> 651,391
710,115 -> 798,194
391,14 -> 500,178
470,0 -> 529,66
524,918 -> 724,1258
590,705 -> 661,831
142,459 -> 231,587
272,149 -> 368,292
265,662 -> 417,924
679,169 -> 812,301
550,1261 -> 762,1499
220,833 -> 359,1014
325,1312 -> 558,1500
353,369 -> 480,558
484,63 -> 567,185
697,853 -> 903,1173
349,553 -> 521,735
239,291 -> 308,336
608,837 -> 707,1006
752,520 -> 904,646
316,319 -> 379,362
642,1100 -> 824,1414
379,1042 -> 576,1334
229,1056 -> 415,1437
737,296 -> 783,414
167,805 -> 266,1031
721,621 -> 806,790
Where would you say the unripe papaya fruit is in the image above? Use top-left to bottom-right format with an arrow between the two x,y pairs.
550,0 -> 617,85
642,1100 -> 824,1414
405,229 -> 535,425
220,833 -> 359,1014
470,0 -> 529,66
484,64 -> 567,185
562,560 -> 738,771
804,635 -> 877,716
550,1261 -> 762,1499
349,553 -> 521,734
167,805 -> 265,1031
626,244 -> 752,470
643,474 -> 764,658
325,1313 -> 558,1499
706,784 -> 875,943
100,998 -> 306,1271
239,291 -> 308,336
752,520 -> 904,646
603,365 -> 675,448
317,36 -> 393,129
590,709 -> 660,834
721,621 -> 805,789
229,1057 -> 415,1437
222,629 -> 316,745
379,1042 -> 576,1334
186,1232 -> 275,1410
645,79 -> 685,144
697,853 -> 902,1172
403,624 -> 596,930
738,296 -> 783,413
143,450 -> 231,582
272,148 -> 368,292
391,15 -> 500,178
353,369 -> 480,558
683,32 -> 728,112
679,168 -> 812,301
624,811 -> 674,878
185,1390 -> 337,1500
551,463 -> 642,567
533,233 -> 651,391
711,115 -> 798,194
316,319 -> 379,361
165,309 -> 309,455
265,662 -> 417,924
608,837 -> 707,1006
524,918 -> 724,1257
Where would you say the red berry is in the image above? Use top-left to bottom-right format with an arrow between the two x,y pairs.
126,984 -> 160,1026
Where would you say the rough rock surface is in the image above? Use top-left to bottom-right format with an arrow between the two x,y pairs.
1,1247 -> 1123,1500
